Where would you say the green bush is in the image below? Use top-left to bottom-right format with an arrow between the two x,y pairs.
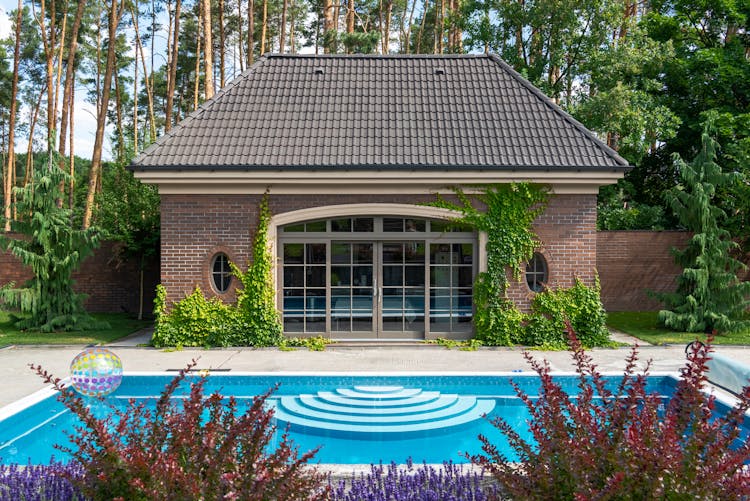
478,279 -> 609,348
522,278 -> 609,348
152,285 -> 237,348
473,295 -> 526,346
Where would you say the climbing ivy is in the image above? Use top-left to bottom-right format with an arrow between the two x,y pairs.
230,190 -> 284,346
431,184 -> 549,345
153,191 -> 283,347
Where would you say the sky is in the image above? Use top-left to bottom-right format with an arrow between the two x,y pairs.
1,1 -> 117,161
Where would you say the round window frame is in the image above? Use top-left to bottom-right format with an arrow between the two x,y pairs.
203,246 -> 237,296
525,252 -> 548,293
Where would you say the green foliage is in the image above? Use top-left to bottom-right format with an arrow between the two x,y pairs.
153,192 -> 283,347
151,285 -> 236,348
96,162 -> 160,261
521,278 -> 609,348
427,337 -> 484,351
280,336 -> 334,351
0,166 -> 106,332
230,191 -> 284,347
96,162 -> 160,319
340,31 -> 381,54
473,297 -> 525,347
597,183 -> 668,230
657,121 -> 750,334
431,183 -> 548,344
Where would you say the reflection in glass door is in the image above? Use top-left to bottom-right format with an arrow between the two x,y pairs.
331,243 -> 374,333
382,242 -> 425,335
279,217 -> 475,339
282,243 -> 327,333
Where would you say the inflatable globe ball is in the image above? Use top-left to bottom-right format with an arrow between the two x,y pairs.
70,348 -> 123,397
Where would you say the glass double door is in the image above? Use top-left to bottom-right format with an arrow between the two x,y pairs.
330,241 -> 426,338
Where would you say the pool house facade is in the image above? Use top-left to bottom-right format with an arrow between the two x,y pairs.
131,54 -> 629,341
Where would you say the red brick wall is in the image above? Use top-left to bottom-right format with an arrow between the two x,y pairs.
0,239 -> 159,314
507,194 -> 598,310
597,231 -> 690,311
160,195 -> 260,304
160,193 -> 598,312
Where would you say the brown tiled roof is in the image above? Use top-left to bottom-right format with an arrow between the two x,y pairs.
131,54 -> 630,171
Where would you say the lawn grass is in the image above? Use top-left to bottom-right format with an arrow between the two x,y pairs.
0,311 -> 152,345
606,311 -> 750,345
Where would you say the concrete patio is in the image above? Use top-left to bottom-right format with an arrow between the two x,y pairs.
1,333 -> 748,409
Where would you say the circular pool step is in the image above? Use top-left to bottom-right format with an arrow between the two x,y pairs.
272,385 -> 495,437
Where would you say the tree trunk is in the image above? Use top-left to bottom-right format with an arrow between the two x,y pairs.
114,72 -> 125,162
383,0 -> 392,54
403,0 -> 417,53
416,0 -> 428,53
346,0 -> 354,35
69,83 -> 75,210
238,0 -> 244,71
59,0 -> 86,173
132,5 -> 157,142
133,0 -> 139,153
280,0 -> 288,52
247,0 -> 254,64
4,0 -> 22,232
289,0 -> 295,53
219,0 -> 226,87
323,0 -> 334,53
33,0 -> 57,166
83,0 -> 123,229
203,0 -> 214,100
260,0 -> 267,55
194,9 -> 202,111
24,88 -> 45,187
165,0 -> 181,132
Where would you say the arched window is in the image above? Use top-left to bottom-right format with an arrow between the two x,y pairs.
211,253 -> 232,293
525,252 -> 548,292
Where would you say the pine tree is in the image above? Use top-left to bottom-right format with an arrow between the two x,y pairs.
0,166 -> 106,332
657,121 -> 750,334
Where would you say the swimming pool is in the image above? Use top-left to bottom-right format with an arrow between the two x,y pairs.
0,373 -> 745,465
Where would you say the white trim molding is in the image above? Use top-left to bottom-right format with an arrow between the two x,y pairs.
134,169 -> 624,195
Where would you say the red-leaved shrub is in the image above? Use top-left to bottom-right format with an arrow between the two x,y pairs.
471,326 -> 750,500
31,360 -> 329,501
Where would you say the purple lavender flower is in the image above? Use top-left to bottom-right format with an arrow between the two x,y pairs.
330,460 -> 498,500
0,460 -> 86,501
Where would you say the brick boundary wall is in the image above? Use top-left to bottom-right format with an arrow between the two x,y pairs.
596,230 -> 690,312
160,193 -> 598,312
0,212 -> 703,315
0,239 -> 159,315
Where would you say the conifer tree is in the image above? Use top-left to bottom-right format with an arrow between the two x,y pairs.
657,121 -> 750,334
0,166 -> 105,332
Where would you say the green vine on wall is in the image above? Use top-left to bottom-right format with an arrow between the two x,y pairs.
153,190 -> 283,347
231,189 -> 284,346
431,184 -> 609,348
431,183 -> 549,345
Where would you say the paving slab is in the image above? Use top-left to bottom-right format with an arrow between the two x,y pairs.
1,344 -> 749,409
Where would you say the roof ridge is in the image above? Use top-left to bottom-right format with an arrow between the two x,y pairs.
487,54 -> 630,168
264,53 -> 490,59
131,56 -> 271,166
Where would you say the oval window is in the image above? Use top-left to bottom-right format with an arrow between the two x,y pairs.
211,253 -> 232,293
525,252 -> 548,292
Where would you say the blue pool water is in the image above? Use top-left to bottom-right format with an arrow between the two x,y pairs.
0,374 -> 746,465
